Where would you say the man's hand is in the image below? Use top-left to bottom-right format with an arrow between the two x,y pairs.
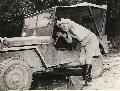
56,32 -> 72,43
62,33 -> 67,38
56,32 -> 63,37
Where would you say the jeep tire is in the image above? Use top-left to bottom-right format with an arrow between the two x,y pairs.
0,58 -> 32,90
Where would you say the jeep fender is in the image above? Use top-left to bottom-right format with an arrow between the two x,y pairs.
0,47 -> 46,73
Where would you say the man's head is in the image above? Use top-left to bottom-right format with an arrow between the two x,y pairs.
56,18 -> 72,32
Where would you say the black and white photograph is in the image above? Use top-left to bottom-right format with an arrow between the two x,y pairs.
0,0 -> 120,90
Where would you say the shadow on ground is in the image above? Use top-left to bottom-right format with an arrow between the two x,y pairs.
30,73 -> 68,90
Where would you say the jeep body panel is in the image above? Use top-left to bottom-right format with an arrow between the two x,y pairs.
0,36 -> 81,69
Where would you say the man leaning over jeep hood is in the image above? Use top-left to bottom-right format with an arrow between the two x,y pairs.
56,18 -> 101,85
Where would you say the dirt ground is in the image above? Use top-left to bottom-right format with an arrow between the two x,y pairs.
83,53 -> 120,90
31,53 -> 120,90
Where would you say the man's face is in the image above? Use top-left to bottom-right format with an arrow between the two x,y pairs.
59,24 -> 69,32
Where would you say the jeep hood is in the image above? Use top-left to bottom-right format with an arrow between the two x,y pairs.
2,36 -> 53,47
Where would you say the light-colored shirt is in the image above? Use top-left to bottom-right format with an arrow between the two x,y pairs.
61,19 -> 94,42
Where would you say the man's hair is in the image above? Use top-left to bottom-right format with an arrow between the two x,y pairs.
56,18 -> 74,31
56,18 -> 78,36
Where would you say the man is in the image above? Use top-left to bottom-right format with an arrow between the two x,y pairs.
56,18 -> 101,85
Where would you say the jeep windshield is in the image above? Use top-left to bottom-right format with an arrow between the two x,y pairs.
23,8 -> 55,37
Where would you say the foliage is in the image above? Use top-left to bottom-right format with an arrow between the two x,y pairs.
108,37 -> 120,54
0,0 -> 36,37
0,0 -> 36,20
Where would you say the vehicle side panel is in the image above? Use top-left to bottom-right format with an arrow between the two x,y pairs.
0,50 -> 45,73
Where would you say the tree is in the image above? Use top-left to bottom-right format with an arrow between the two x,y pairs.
0,0 -> 35,37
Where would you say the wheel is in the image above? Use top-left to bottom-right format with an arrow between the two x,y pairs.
91,55 -> 104,79
0,58 -> 32,90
